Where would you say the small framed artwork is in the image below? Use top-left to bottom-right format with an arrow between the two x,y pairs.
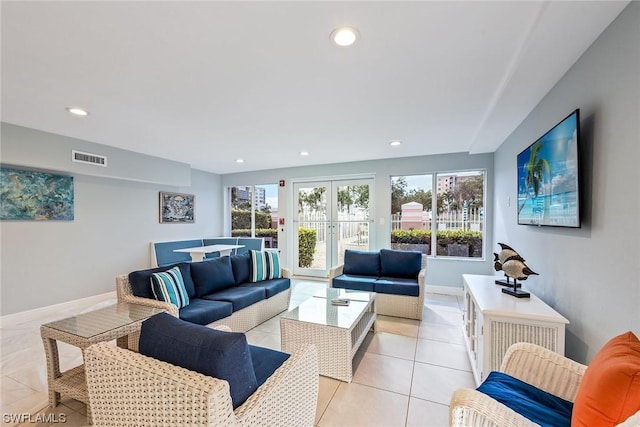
159,192 -> 195,223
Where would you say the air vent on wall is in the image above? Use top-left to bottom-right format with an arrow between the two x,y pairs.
72,150 -> 107,167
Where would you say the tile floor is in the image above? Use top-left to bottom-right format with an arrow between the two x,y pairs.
1,279 -> 475,426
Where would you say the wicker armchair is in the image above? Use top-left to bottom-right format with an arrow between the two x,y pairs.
449,342 -> 640,426
85,342 -> 319,427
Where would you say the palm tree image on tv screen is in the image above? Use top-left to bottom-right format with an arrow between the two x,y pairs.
517,110 -> 581,228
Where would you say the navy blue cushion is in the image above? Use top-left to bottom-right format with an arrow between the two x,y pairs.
477,371 -> 573,427
139,313 -> 257,409
332,274 -> 377,292
129,262 -> 196,299
231,252 -> 252,285
178,298 -> 233,325
343,250 -> 380,277
202,286 -> 266,311
379,249 -> 422,279
249,345 -> 290,387
240,278 -> 290,298
374,277 -> 420,296
190,256 -> 236,297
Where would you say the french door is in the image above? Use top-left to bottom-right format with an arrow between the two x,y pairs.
293,178 -> 373,277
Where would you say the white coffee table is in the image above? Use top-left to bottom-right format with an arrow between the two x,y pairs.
280,289 -> 376,382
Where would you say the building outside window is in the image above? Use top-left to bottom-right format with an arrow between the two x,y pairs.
390,171 -> 484,258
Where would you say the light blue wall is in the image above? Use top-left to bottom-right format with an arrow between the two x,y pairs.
222,151 -> 494,287
1,124 -> 222,315
1,123 -> 192,186
492,2 -> 639,363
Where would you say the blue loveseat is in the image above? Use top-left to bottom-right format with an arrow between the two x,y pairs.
117,252 -> 290,332
329,249 -> 426,320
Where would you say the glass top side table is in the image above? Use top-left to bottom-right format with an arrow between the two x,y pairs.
40,303 -> 164,422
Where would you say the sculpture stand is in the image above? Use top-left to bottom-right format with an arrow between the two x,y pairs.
501,279 -> 530,298
495,277 -> 521,288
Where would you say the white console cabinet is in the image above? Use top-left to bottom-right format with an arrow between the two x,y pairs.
462,274 -> 569,385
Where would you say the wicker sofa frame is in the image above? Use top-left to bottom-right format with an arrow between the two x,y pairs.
449,342 -> 640,426
85,341 -> 319,426
115,267 -> 291,333
329,254 -> 426,320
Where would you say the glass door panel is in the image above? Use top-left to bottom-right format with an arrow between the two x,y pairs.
294,182 -> 329,277
294,179 -> 373,277
334,181 -> 371,267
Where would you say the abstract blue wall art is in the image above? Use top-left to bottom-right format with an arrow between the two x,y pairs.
0,167 -> 74,220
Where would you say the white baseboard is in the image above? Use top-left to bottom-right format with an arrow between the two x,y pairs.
425,284 -> 463,296
0,291 -> 116,328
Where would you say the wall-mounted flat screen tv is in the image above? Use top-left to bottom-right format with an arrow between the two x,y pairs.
517,109 -> 581,228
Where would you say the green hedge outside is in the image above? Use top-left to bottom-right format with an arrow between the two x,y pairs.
298,228 -> 317,268
391,229 -> 483,257
231,228 -> 277,238
231,209 -> 271,230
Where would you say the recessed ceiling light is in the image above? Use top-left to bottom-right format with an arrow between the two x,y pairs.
65,107 -> 89,116
390,140 -> 402,147
330,27 -> 359,47
235,158 -> 244,164
300,151 -> 309,156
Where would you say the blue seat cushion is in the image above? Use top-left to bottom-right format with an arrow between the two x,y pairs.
202,286 -> 266,311
240,278 -> 290,298
178,298 -> 233,325
249,345 -> 290,386
190,256 -> 236,297
139,313 -> 258,409
237,238 -> 264,255
231,252 -> 252,285
129,262 -> 196,299
374,277 -> 420,296
477,371 -> 573,427
332,274 -> 377,292
343,250 -> 380,277
154,239 -> 203,267
379,249 -> 422,279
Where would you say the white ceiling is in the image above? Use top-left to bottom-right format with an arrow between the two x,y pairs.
1,1 -> 629,174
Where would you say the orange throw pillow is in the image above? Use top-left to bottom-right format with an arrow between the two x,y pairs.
572,331 -> 640,426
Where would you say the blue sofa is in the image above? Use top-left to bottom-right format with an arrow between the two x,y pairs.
329,249 -> 426,320
117,252 -> 290,332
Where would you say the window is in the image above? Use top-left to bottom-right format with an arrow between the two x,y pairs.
435,171 -> 484,258
229,184 -> 278,248
390,171 -> 484,259
390,174 -> 433,255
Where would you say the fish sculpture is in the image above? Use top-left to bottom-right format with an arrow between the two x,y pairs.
500,256 -> 538,281
493,242 -> 522,271
493,243 -> 538,298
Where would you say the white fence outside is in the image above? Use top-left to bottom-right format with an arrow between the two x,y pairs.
391,208 -> 483,232
298,212 -> 369,244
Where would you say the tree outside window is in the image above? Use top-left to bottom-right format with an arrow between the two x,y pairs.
390,171 -> 484,258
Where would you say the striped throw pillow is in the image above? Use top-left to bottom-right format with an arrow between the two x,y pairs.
250,250 -> 281,282
150,266 -> 190,308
